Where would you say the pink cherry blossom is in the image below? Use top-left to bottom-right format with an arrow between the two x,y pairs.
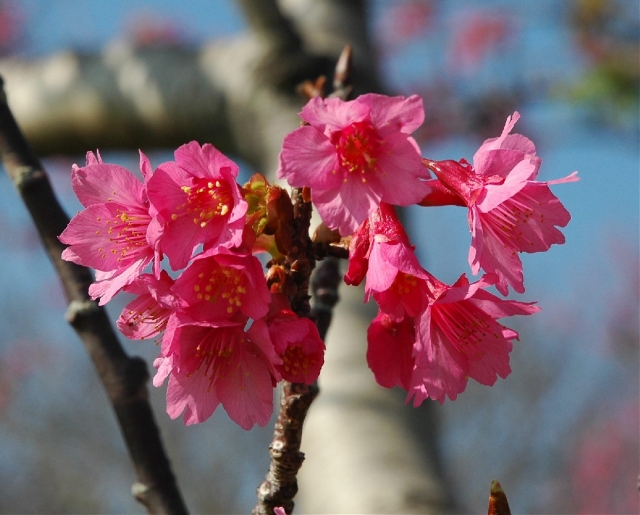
147,141 -> 248,270
277,94 -> 431,235
422,112 -> 578,294
345,203 -> 424,285
265,294 -> 325,384
155,318 -> 281,429
171,247 -> 271,323
59,151 -> 158,305
366,272 -> 539,404
117,271 -> 178,340
410,273 -> 540,404
345,203 -> 427,317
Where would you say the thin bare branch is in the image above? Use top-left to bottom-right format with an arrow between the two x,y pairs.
0,76 -> 188,515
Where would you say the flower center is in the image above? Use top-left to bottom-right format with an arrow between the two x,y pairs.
393,272 -> 418,295
98,206 -> 150,262
431,301 -> 503,357
194,328 -> 237,386
333,121 -> 382,181
282,345 -> 313,379
193,266 -> 246,314
173,178 -> 233,227
122,295 -> 170,335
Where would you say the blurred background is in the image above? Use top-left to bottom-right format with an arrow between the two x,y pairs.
0,0 -> 637,513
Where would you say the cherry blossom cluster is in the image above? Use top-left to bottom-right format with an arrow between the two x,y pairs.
59,91 -> 577,427
59,143 -> 324,429
278,93 -> 577,404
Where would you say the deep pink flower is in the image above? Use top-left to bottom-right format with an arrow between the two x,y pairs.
422,112 -> 578,294
366,272 -> 540,404
411,273 -> 540,404
171,247 -> 271,323
345,203 -> 427,319
154,318 -> 281,428
367,312 -> 414,390
147,141 -> 248,270
277,93 -> 431,235
117,271 -> 178,340
265,294 -> 325,384
59,151 -> 158,305
345,203 -> 424,285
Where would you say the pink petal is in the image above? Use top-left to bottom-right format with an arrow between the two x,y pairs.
139,150 -> 153,182
476,156 -> 540,212
367,313 -> 414,389
411,310 -> 469,404
88,257 -> 151,305
216,340 -> 275,430
166,371 -> 221,425
173,141 -> 239,180
376,133 -> 431,206
72,161 -> 145,208
153,356 -> 173,387
465,328 -> 513,386
360,93 -> 425,135
277,126 -> 341,189
60,203 -> 154,272
299,96 -> 369,134
467,288 -> 540,319
313,181 -> 381,236
469,206 -> 526,295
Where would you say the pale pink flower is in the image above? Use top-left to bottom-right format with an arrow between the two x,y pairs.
116,271 -> 178,340
154,318 -> 281,428
171,247 -> 271,323
60,151 -> 158,305
277,94 -> 431,235
265,294 -> 324,384
147,141 -> 247,270
422,112 -> 578,294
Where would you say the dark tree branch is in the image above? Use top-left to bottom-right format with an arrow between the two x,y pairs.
309,257 -> 341,342
0,76 -> 188,515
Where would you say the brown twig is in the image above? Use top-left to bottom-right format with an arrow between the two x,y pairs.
330,45 -> 353,101
0,76 -> 188,515
253,186 -> 317,515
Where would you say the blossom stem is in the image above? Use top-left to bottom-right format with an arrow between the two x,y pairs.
0,76 -> 188,515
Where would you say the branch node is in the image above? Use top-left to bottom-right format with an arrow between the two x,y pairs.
132,481 -> 150,498
65,299 -> 98,324
14,165 -> 44,192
